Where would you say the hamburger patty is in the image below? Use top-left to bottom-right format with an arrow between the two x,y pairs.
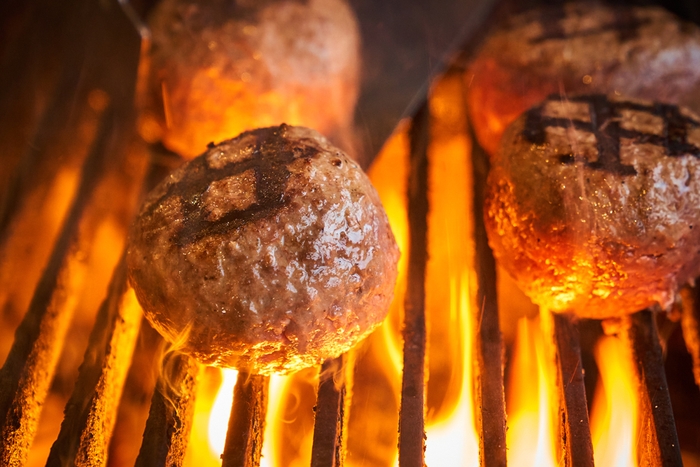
486,94 -> 700,319
127,125 -> 399,374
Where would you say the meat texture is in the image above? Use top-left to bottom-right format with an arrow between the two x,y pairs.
141,0 -> 361,159
468,3 -> 700,156
127,125 -> 399,374
486,94 -> 700,319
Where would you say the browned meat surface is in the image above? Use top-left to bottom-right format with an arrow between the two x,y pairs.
467,3 -> 700,156
127,125 -> 399,374
486,94 -> 700,319
141,0 -> 360,159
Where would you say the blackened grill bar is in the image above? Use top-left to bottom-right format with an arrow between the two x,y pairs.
0,1 -> 699,467
398,100 -> 430,467
627,311 -> 683,466
46,258 -> 141,467
310,356 -> 350,467
469,92 -> 508,467
135,353 -> 200,467
221,373 -> 269,467
547,312 -> 595,467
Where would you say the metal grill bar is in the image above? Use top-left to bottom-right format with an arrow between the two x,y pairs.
626,310 -> 683,467
546,312 -> 594,467
0,107 -> 120,467
45,258 -> 142,467
135,353 -> 201,467
398,101 -> 430,467
468,78 -> 508,467
0,0 -> 78,239
310,356 -> 350,467
221,373 -> 269,467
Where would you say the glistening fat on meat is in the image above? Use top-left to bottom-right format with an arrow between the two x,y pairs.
467,3 -> 700,156
127,125 -> 399,375
485,94 -> 700,319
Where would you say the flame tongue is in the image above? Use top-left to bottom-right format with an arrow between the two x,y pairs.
208,369 -> 238,457
506,317 -> 559,467
590,335 -> 639,467
423,74 -> 479,467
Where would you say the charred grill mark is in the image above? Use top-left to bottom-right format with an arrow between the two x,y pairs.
532,4 -> 568,45
586,94 -> 637,176
523,94 -> 700,175
529,6 -> 649,44
657,102 -> 699,156
614,7 -> 643,42
523,114 -> 596,144
145,127 -> 320,246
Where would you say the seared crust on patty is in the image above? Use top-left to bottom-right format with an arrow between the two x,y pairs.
486,94 -> 700,319
468,3 -> 700,156
142,0 -> 360,159
127,125 -> 399,374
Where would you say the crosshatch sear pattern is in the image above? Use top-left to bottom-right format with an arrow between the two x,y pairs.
467,3 -> 700,156
486,94 -> 700,319
126,125 -> 400,375
523,94 -> 700,175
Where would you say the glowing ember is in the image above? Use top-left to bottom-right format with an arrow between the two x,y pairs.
590,335 -> 639,467
506,317 -> 558,467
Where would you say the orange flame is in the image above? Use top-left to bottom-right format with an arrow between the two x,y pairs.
187,370 -> 300,467
186,368 -> 226,467
423,73 -> 479,467
261,374 -> 288,467
424,274 -> 479,466
207,369 -> 238,457
269,369 -> 317,467
590,335 -> 639,467
506,317 -> 559,467
368,119 -> 410,371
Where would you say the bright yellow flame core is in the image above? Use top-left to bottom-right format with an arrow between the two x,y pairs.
368,119 -> 410,375
590,336 -> 639,467
207,369 -> 238,457
424,276 -> 479,467
506,317 -> 559,467
423,73 -> 479,467
261,375 -> 288,467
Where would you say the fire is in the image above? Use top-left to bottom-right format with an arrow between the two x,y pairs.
506,317 -> 559,467
590,334 -> 639,467
335,120 -> 409,467
186,368 -> 226,467
424,275 -> 479,466
424,74 -> 479,467
368,120 -> 410,373
207,369 -> 238,457
268,368 -> 318,467
260,374 -> 291,467
185,369 -> 299,467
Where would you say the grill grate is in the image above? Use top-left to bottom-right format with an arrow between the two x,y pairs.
0,1 -> 699,467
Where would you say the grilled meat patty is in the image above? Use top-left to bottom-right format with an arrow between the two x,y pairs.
468,3 -> 700,156
127,125 -> 399,374
486,94 -> 700,319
